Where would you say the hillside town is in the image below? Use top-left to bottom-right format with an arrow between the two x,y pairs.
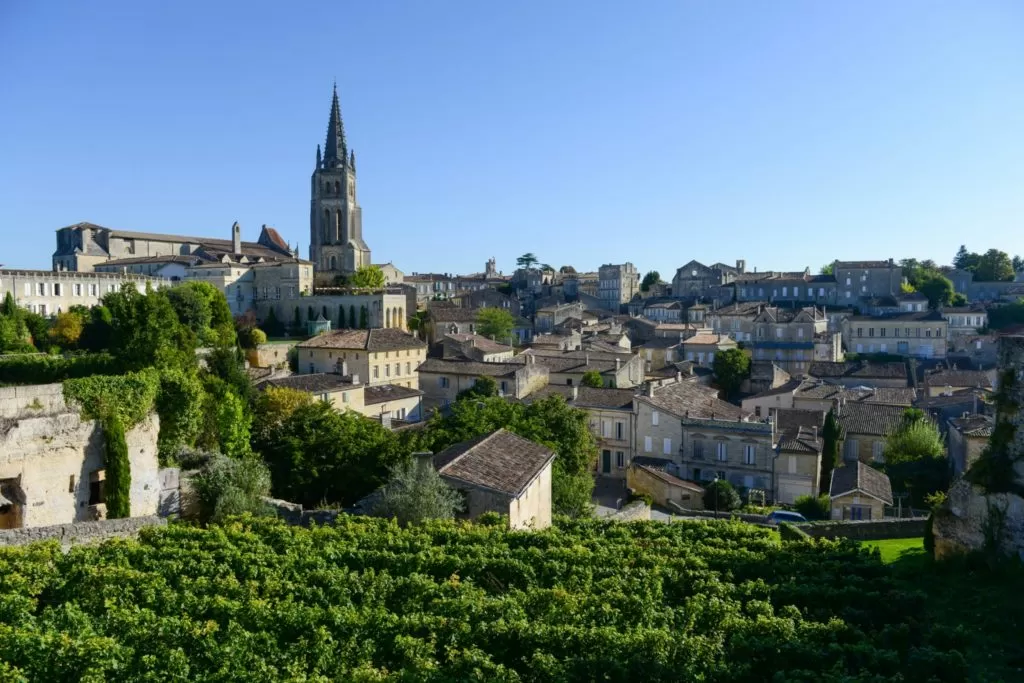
2,77 -> 1023,679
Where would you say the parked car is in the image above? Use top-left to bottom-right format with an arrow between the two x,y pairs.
766,510 -> 807,525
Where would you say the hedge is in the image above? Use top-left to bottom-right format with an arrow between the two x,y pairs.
0,353 -> 118,386
778,522 -> 811,542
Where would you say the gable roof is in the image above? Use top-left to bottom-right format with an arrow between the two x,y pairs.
926,369 -> 993,390
416,358 -> 523,378
640,381 -> 746,421
297,328 -> 426,352
443,333 -> 513,355
835,403 -> 908,437
948,414 -> 994,438
363,383 -> 423,405
684,333 -> 735,346
634,464 -> 705,492
427,305 -> 480,323
433,429 -> 556,498
746,378 -> 807,400
830,461 -> 893,505
794,382 -> 916,406
264,373 -> 357,393
809,361 -> 907,381
526,385 -> 636,410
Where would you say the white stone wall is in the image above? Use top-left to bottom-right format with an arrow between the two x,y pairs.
0,269 -> 168,316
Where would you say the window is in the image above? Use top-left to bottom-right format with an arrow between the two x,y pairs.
308,364 -> 314,373
880,327 -> 886,337
88,470 -> 106,505
663,438 -> 672,454
53,283 -> 61,296
616,422 -> 624,440
37,283 -> 45,296
754,406 -> 761,417
342,392 -> 349,403
845,292 -> 851,299
644,436 -> 652,452
500,381 -> 508,394
439,376 -> 449,388
893,328 -> 900,337
693,467 -> 702,480
395,363 -> 400,376
788,455 -> 797,474
717,470 -> 726,480
376,366 -> 382,379
782,287 -> 788,296
651,411 -> 659,426
845,278 -> 851,286
925,329 -> 931,337
797,328 -> 804,338
693,439 -> 704,459
74,283 -> 82,296
775,328 -> 782,338
405,362 -> 411,375
872,442 -> 884,463
716,442 -> 728,461
601,420 -> 611,438
616,451 -> 624,468
869,328 -> 874,337
744,445 -> 755,465
857,328 -> 863,338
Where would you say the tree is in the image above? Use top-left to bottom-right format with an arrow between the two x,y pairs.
476,307 -> 514,340
216,390 -> 252,459
155,367 -> 206,461
457,376 -> 499,400
640,271 -> 660,292
103,283 -> 196,371
882,411 -> 947,508
48,311 -> 84,349
190,451 -> 272,524
580,370 -> 604,388
820,264 -> 834,276
1013,255 -> 1024,273
259,401 -> 407,507
794,494 -> 830,520
988,299 -> 1024,329
704,479 -> 740,511
953,245 -> 972,270
974,249 -> 1015,282
369,459 -> 463,525
79,305 -> 113,352
712,348 -> 750,399
516,253 -> 538,270
951,292 -> 968,307
359,305 -> 369,329
103,413 -> 131,519
251,385 -> 314,448
917,272 -> 954,309
349,305 -> 357,330
350,265 -> 386,289
262,308 -> 284,338
338,304 -> 347,328
819,409 -> 841,495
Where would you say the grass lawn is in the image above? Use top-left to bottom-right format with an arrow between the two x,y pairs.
860,536 -> 925,563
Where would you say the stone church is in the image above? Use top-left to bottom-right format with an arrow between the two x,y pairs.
309,85 -> 372,284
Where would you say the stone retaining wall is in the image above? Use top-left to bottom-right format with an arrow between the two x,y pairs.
609,501 -> 651,521
0,515 -> 166,547
798,517 -> 927,540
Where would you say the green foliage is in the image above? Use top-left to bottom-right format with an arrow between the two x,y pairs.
640,270 -> 660,292
0,353 -> 119,385
917,272 -> 955,309
236,325 -> 267,349
349,264 -> 387,289
369,460 -> 464,525
987,299 -> 1024,330
457,375 -> 499,400
882,414 -> 948,507
102,283 -> 196,371
580,369 -> 604,388
820,263 -> 834,276
78,305 -> 113,351
966,369 -> 1023,497
704,479 -> 741,511
884,417 -> 944,465
261,307 -> 285,337
712,347 -> 750,399
408,309 -> 429,332
190,452 -> 272,524
953,246 -> 1016,282
793,494 -> 830,520
819,409 -> 842,495
216,390 -> 252,459
260,401 -> 407,507
102,413 -> 131,518
551,470 -> 595,517
48,310 -> 86,349
251,385 -> 314,446
0,516 -> 979,680
155,367 -> 205,461
337,303 -> 347,328
475,307 -> 514,340
778,521 -> 810,542
515,252 -> 538,269
63,368 -> 160,428
0,292 -> 34,353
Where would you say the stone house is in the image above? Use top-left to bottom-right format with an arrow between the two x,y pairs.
526,385 -> 637,478
834,401 -> 909,464
424,304 -> 480,344
947,414 -> 993,477
747,306 -> 832,375
774,409 -> 825,503
363,384 -> 425,424
441,334 -> 515,363
746,361 -> 792,396
637,337 -> 685,374
263,373 -> 423,424
627,462 -> 705,509
740,378 -> 809,419
247,341 -> 299,369
791,383 -> 916,413
295,328 -> 426,389
653,322 -> 708,339
259,290 -> 407,334
535,302 -> 586,333
416,357 -> 549,410
808,360 -> 909,388
524,349 -> 644,389
708,300 -> 766,339
829,461 -> 894,520
0,384 -> 160,529
843,311 -> 948,359
923,368 -> 994,397
671,260 -> 744,299
681,333 -> 737,367
942,307 -> 988,340
0,268 -> 168,318
642,299 -> 683,322
597,263 -> 639,311
451,288 -> 522,317
832,259 -> 902,304
529,332 -> 582,352
433,429 -> 554,530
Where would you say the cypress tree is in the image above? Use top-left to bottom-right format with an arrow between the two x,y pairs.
359,306 -> 369,329
103,414 -> 132,518
350,305 -> 357,329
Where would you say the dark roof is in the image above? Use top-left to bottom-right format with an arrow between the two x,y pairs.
640,381 -> 747,421
265,373 -> 356,393
746,378 -> 806,400
434,429 -> 556,498
834,260 -> 894,269
363,384 -> 423,405
99,254 -> 200,266
775,408 -> 826,436
847,310 -> 945,322
926,369 -> 993,390
830,461 -> 893,505
443,333 -> 513,354
779,427 -> 823,453
297,328 -> 426,351
640,337 -> 685,350
835,403 -> 908,437
809,361 -> 907,381
417,358 -> 522,378
712,301 -> 767,316
527,385 -> 636,410
949,414 -> 994,438
259,226 -> 290,251
634,464 -> 705,492
794,383 -> 916,406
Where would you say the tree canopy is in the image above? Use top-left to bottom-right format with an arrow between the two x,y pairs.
476,307 -> 515,340
953,246 -> 1016,282
581,370 -> 604,388
712,348 -> 750,399
516,253 -> 539,270
369,459 -> 463,525
640,271 -> 660,292
350,265 -> 386,289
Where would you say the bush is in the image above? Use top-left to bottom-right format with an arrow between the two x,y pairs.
778,522 -> 811,542
704,479 -> 741,511
369,460 -> 464,526
0,353 -> 119,385
924,513 -> 935,557
190,452 -> 272,524
627,491 -> 654,507
794,493 -> 831,520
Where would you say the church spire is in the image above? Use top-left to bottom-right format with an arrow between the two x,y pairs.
350,149 -> 356,172
324,83 -> 347,166
316,144 -> 322,169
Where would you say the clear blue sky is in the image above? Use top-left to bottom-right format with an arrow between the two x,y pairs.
2,1 -> 1022,278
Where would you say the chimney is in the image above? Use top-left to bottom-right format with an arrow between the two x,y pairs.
351,373 -> 360,385
340,360 -> 349,376
646,382 -> 655,397
615,357 -> 621,371
676,371 -> 682,383
231,221 -> 242,254
813,425 -> 818,440
585,353 -> 590,366
572,386 -> 579,401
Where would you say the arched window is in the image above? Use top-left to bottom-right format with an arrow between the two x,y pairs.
385,308 -> 391,328
330,255 -> 337,270
336,210 -> 343,242
398,307 -> 404,328
323,209 -> 330,242
335,181 -> 341,195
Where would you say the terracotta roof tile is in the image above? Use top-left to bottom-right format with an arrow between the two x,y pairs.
297,328 -> 426,351
434,429 -> 555,497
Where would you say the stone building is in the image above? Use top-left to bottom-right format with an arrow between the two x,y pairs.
942,307 -> 987,340
842,311 -> 948,359
627,463 -> 705,509
680,333 -> 737,367
522,348 -> 644,389
0,269 -> 168,317
835,401 -> 909,464
597,263 -> 639,311
808,360 -> 909,388
416,357 -> 549,411
947,414 -> 993,477
258,290 -> 407,333
829,461 -> 893,520
440,334 -> 515,363
433,429 -> 555,530
831,259 -> 902,303
774,408 -> 824,503
295,328 -> 426,389
670,260 -> 744,299
535,302 -> 586,333
0,384 -> 160,529
309,86 -> 371,282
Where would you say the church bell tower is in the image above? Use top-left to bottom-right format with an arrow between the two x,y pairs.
310,85 -> 371,284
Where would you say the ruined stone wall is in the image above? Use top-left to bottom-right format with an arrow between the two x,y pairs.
0,383 -> 161,528
0,515 -> 166,548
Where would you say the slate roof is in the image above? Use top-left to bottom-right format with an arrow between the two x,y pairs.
794,383 -> 916,406
364,384 -> 423,405
527,385 -> 636,410
775,408 -> 826,436
847,310 -> 945,322
778,426 -> 823,453
746,378 -> 807,399
265,373 -> 357,393
926,369 -> 993,390
834,260 -> 894,269
830,461 -> 893,505
835,403 -> 908,437
434,429 -> 556,498
809,361 -> 908,381
713,301 -> 768,316
416,358 -> 522,378
640,381 -> 747,421
297,328 -> 426,351
949,414 -> 994,438
100,254 -> 200,266
444,333 -> 512,354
